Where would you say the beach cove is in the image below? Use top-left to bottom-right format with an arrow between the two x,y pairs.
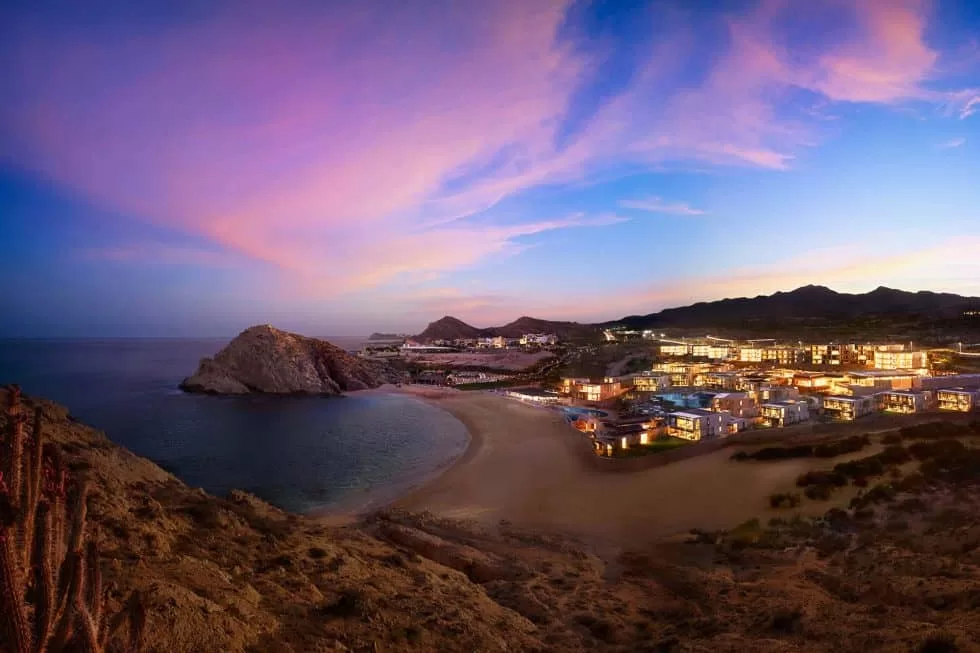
383,387 -> 867,546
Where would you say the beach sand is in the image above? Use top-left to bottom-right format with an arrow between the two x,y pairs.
391,390 -> 856,547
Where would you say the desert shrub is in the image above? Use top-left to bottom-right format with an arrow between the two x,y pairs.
894,472 -> 928,493
574,614 -> 618,643
315,588 -> 368,618
881,432 -> 903,445
308,547 -> 329,559
769,492 -> 802,509
900,422 -> 970,440
796,470 -> 848,489
878,445 -> 914,465
769,608 -> 804,635
814,435 -> 871,458
908,439 -> 967,461
728,518 -> 763,546
853,476 -> 869,487
916,632 -> 959,653
804,485 -> 832,500
737,445 -> 814,461
850,483 -> 896,510
835,457 -> 885,480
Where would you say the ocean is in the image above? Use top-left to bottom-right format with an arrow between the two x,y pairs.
0,338 -> 468,514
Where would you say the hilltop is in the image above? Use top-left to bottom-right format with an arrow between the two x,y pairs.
414,315 -> 595,342
610,285 -> 980,333
180,325 -> 399,395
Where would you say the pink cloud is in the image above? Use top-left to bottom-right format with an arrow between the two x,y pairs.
1,0 -> 977,303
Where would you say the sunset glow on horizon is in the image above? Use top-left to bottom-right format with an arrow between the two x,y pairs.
2,0 -> 979,336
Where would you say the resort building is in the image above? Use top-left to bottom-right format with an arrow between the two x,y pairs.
667,409 -> 730,441
760,401 -> 810,427
696,371 -> 741,390
629,372 -> 672,393
791,372 -> 839,392
710,392 -> 759,419
873,350 -> 929,370
660,343 -> 692,357
503,387 -> 564,405
750,384 -> 800,404
877,390 -> 935,414
762,347 -> 805,366
919,374 -> 980,391
738,348 -> 764,363
520,333 -> 557,346
560,378 -> 626,403
937,388 -> 980,412
822,395 -> 876,421
844,370 -> 920,391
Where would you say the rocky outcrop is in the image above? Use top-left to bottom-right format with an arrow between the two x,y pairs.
180,325 -> 398,395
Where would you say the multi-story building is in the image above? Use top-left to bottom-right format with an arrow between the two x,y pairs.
937,388 -> 980,412
749,384 -> 800,404
629,372 -> 672,393
560,378 -> 626,403
791,372 -> 839,392
738,348 -> 764,363
520,333 -> 557,346
710,392 -> 759,418
652,362 -> 712,387
873,350 -> 929,370
845,371 -> 920,391
822,395 -> 876,421
697,371 -> 741,390
762,347 -> 805,366
877,390 -> 935,414
667,409 -> 729,441
660,343 -> 692,357
919,374 -> 980,391
760,401 -> 810,427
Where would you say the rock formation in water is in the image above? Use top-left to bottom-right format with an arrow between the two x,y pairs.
180,324 -> 398,395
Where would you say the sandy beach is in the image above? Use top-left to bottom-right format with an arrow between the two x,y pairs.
385,389 -> 857,547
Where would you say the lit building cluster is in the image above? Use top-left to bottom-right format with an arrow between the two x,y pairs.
654,338 -> 931,372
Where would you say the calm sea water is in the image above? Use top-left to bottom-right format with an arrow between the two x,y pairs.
0,338 -> 468,513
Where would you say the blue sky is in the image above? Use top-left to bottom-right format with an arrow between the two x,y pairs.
1,0 -> 978,336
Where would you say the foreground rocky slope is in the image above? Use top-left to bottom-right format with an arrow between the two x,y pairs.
4,386 -> 980,652
180,325 -> 400,395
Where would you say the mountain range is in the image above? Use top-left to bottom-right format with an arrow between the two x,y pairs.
611,285 -> 980,331
414,315 -> 596,342
413,286 -> 980,341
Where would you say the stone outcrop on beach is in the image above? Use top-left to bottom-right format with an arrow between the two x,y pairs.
180,324 -> 399,395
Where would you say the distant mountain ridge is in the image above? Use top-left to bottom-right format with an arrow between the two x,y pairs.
610,285 -> 980,330
413,286 -> 980,341
414,315 -> 596,342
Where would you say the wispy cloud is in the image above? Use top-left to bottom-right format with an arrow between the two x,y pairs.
619,197 -> 707,216
1,0 -> 977,303
938,137 -> 966,149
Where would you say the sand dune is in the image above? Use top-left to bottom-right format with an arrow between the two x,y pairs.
396,393 -> 857,546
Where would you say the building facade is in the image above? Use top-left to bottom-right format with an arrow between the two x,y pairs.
877,390 -> 935,414
936,388 -> 979,412
667,409 -> 729,441
873,350 -> 929,370
822,395 -> 876,421
760,401 -> 810,427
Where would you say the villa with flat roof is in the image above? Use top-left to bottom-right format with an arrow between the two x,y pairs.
667,408 -> 729,441
877,390 -> 935,414
760,401 -> 810,427
936,388 -> 980,412
822,395 -> 875,421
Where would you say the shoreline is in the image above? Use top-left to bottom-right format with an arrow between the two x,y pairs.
308,385 -> 484,521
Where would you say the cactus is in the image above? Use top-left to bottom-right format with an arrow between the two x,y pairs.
1,386 -> 146,652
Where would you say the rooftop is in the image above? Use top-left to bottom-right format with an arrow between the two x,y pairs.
671,408 -> 717,418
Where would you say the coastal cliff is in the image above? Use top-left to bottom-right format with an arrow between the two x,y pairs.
180,325 -> 398,395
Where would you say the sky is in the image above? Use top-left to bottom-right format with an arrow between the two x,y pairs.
1,0 -> 979,337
